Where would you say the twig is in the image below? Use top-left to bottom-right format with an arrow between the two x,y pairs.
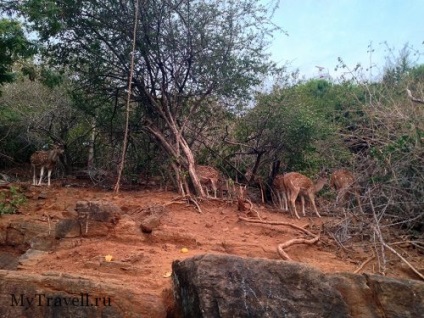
370,197 -> 387,275
187,196 -> 202,213
244,198 -> 263,220
238,216 -> 316,237
164,195 -> 203,213
354,255 -> 375,274
47,214 -> 51,235
239,216 -> 320,260
380,241 -> 424,281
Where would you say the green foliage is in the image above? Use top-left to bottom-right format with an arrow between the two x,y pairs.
0,18 -> 36,88
40,68 -> 63,88
0,186 -> 26,215
236,79 -> 353,175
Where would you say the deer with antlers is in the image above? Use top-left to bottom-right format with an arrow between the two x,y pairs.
274,172 -> 327,219
30,144 -> 64,186
196,165 -> 220,198
330,169 -> 363,213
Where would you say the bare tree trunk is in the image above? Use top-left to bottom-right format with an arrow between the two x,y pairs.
87,118 -> 96,168
180,139 -> 205,197
146,121 -> 205,197
114,0 -> 139,193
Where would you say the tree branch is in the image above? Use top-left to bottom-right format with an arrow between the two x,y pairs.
406,88 -> 424,105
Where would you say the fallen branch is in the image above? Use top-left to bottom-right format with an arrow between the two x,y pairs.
381,240 -> 424,281
277,236 -> 320,261
239,216 -> 320,260
354,255 -> 375,274
243,198 -> 263,220
164,195 -> 203,213
238,217 -> 316,237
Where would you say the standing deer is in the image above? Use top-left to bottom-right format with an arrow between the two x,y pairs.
330,169 -> 363,213
275,172 -> 327,219
196,165 -> 220,198
30,144 -> 64,186
273,174 -> 288,211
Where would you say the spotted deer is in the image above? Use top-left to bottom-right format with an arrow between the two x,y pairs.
273,174 -> 288,211
330,169 -> 363,213
196,165 -> 220,198
274,172 -> 327,219
30,144 -> 64,186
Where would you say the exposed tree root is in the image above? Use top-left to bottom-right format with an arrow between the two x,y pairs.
238,216 -> 320,260
164,195 -> 203,213
277,236 -> 320,261
354,255 -> 375,274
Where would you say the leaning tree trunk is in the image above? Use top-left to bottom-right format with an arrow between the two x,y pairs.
145,121 -> 206,197
174,125 -> 205,197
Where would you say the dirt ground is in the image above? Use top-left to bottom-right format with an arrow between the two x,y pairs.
1,172 -> 423,309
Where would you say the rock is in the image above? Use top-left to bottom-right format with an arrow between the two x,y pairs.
329,273 -> 424,318
18,249 -> 49,269
29,234 -> 57,251
172,254 -> 349,317
75,200 -> 121,223
140,214 -> 161,234
55,201 -> 121,238
172,254 -> 424,318
2,222 -> 51,250
55,219 -> 81,239
0,270 -> 167,318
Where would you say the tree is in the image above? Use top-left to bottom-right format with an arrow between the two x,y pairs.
2,0 -> 279,195
0,18 -> 36,91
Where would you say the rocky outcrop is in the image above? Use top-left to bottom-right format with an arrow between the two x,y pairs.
0,270 -> 167,318
55,201 -> 121,238
172,254 -> 424,318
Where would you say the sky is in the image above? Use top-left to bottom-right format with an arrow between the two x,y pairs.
266,0 -> 424,80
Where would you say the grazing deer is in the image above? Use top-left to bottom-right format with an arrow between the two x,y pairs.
196,165 -> 220,198
330,169 -> 363,213
30,144 -> 64,186
279,172 -> 327,219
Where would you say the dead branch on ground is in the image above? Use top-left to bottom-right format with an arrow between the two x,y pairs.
354,255 -> 375,274
277,236 -> 320,261
164,195 -> 203,213
238,217 -> 320,260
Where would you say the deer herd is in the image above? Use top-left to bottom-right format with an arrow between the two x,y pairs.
29,144 -> 362,218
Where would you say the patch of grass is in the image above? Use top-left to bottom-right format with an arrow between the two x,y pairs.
0,186 -> 26,215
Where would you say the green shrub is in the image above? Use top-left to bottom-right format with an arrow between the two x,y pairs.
0,186 -> 26,215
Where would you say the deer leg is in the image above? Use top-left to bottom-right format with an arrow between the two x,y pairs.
259,183 -> 265,204
32,165 -> 36,185
211,180 -> 217,198
309,193 -> 321,218
282,191 -> 288,211
290,190 -> 301,219
38,166 -> 45,185
47,169 -> 52,186
301,195 -> 306,216
275,191 -> 283,210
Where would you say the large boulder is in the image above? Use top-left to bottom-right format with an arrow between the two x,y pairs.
0,270 -> 167,318
172,254 -> 424,318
